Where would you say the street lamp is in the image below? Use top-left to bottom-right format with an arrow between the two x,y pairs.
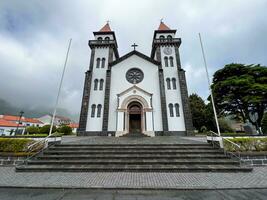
15,110 -> 24,135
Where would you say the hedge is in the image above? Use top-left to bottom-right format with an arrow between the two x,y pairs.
0,138 -> 34,152
224,138 -> 267,152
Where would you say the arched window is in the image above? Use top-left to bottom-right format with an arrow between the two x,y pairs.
97,37 -> 102,41
97,104 -> 102,117
101,58 -> 105,68
104,36 -> 110,41
166,78 -> 171,90
167,35 -> 172,41
159,35 -> 165,41
96,58 -> 100,68
168,103 -> 174,117
164,56 -> 168,67
99,79 -> 104,90
169,56 -> 174,67
172,78 -> 177,90
91,104 -> 96,117
94,79 -> 98,90
175,103 -> 180,117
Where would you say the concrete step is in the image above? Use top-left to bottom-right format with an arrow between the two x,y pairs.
48,146 -> 215,151
27,159 -> 239,165
43,149 -> 222,155
16,164 -> 253,172
37,154 -> 229,160
55,143 -> 211,147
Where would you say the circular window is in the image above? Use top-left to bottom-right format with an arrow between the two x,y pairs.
126,68 -> 144,84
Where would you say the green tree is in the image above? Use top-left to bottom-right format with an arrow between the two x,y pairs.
39,125 -> 56,134
189,94 -> 207,131
212,64 -> 267,133
58,125 -> 72,135
261,113 -> 267,134
26,126 -> 39,134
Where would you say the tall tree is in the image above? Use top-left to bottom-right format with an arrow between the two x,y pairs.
212,63 -> 267,133
189,94 -> 206,131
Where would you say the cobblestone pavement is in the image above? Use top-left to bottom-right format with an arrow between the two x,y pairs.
0,166 -> 267,189
62,136 -> 207,144
1,188 -> 267,200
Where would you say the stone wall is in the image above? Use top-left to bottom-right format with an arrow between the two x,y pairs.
0,156 -> 25,166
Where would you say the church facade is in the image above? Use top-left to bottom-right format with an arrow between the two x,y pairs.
78,22 -> 193,136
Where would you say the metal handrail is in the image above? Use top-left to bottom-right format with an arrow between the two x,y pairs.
27,132 -> 59,150
209,131 -> 242,163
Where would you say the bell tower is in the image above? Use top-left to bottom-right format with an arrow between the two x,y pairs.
78,23 -> 119,135
151,22 -> 193,135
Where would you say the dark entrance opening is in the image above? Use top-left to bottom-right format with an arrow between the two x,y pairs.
128,102 -> 142,133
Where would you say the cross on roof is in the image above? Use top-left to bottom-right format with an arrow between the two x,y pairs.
131,43 -> 138,50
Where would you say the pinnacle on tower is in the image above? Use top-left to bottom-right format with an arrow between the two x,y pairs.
158,21 -> 171,31
99,22 -> 112,32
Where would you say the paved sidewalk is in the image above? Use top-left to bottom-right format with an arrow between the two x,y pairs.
0,166 -> 267,189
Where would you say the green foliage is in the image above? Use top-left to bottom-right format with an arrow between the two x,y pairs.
0,138 -> 33,152
189,94 -> 207,131
211,63 -> 267,133
26,126 -> 40,134
261,113 -> 267,134
58,125 -> 72,135
39,125 -> 56,134
218,118 -> 234,133
223,137 -> 267,152
200,126 -> 207,133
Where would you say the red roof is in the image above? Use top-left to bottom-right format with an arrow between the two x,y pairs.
0,115 -> 43,124
99,23 -> 112,32
68,123 -> 79,128
0,119 -> 24,127
158,22 -> 171,31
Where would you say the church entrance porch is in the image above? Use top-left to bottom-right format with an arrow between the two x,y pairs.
115,88 -> 155,137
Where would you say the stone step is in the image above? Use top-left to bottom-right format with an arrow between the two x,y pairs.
27,159 -> 239,165
43,149 -> 222,155
16,164 -> 253,172
49,146 -> 215,151
37,154 -> 229,160
55,143 -> 211,147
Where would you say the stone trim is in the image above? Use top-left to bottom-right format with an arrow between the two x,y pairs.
155,131 -> 186,136
158,69 -> 169,131
77,71 -> 92,132
102,48 -> 114,131
177,69 -> 194,135
155,46 -> 169,132
78,48 -> 95,133
77,131 -> 116,136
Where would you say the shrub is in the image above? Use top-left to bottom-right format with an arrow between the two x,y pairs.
224,138 -> 267,152
26,126 -> 40,134
58,125 -> 72,135
219,118 -> 234,133
39,125 -> 56,134
0,138 -> 33,152
261,113 -> 267,134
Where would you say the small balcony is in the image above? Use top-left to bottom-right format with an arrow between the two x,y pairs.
88,39 -> 117,48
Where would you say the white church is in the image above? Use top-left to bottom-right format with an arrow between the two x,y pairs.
78,22 -> 193,137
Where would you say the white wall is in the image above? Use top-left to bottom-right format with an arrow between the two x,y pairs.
159,43 -> 186,131
108,54 -> 163,131
86,47 -> 109,131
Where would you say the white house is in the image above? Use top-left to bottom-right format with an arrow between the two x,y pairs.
0,119 -> 24,136
78,22 -> 193,137
38,115 -> 72,127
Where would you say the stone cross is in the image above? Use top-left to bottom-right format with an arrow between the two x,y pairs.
131,43 -> 138,50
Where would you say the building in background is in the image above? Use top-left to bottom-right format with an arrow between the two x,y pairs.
0,115 -> 43,136
38,115 -> 72,126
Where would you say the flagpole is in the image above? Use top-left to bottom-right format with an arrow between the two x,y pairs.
49,38 -> 72,136
198,33 -> 221,136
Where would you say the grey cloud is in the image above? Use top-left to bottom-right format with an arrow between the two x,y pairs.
0,0 -> 266,118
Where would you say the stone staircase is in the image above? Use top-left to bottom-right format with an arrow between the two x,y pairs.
16,143 -> 252,172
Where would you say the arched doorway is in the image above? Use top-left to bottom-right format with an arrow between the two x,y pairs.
128,102 -> 142,133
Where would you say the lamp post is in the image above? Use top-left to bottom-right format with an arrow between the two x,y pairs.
15,110 -> 24,135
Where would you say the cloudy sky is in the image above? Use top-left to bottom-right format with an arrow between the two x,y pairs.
0,0 -> 266,118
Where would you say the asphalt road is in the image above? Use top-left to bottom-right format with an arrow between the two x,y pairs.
0,188 -> 267,200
